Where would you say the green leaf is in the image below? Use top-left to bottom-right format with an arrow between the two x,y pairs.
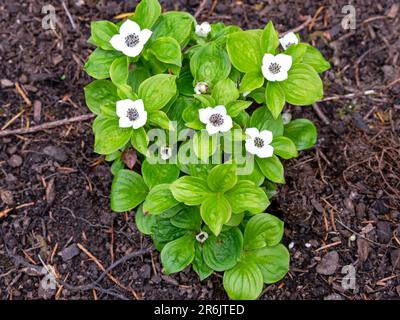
152,11 -> 195,47
135,205 -> 157,235
281,63 -> 323,106
148,110 -> 170,130
131,127 -> 149,155
302,44 -> 331,73
110,56 -> 129,86
192,131 -> 219,161
271,136 -> 298,159
243,213 -> 284,250
170,176 -> 211,205
84,80 -> 119,114
194,94 -> 216,107
225,180 -> 270,214
189,163 -> 215,180
206,163 -> 237,193
143,184 -> 179,215
256,155 -> 285,184
249,107 -> 284,137
110,158 -> 125,175
117,84 -> 138,100
170,206 -> 202,231
190,43 -> 231,87
84,48 -> 121,79
239,72 -> 264,94
223,260 -> 263,300
212,79 -> 239,105
148,37 -> 182,67
133,0 -> 161,29
266,82 -> 285,119
227,30 -> 263,73
236,156 -> 265,186
138,74 -> 177,111
284,43 -> 308,64
177,64 -> 195,96
94,116 -> 132,155
142,160 -> 180,189
203,227 -> 243,271
250,244 -> 290,284
200,193 -> 231,236
111,169 -> 148,212
226,213 -> 245,227
90,21 -> 118,50
127,64 -> 151,93
151,219 -> 186,250
161,234 -> 195,274
284,119 -> 317,151
192,243 -> 213,281
226,100 -> 252,117
261,21 -> 279,54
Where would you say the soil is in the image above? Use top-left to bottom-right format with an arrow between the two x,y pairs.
0,0 -> 399,300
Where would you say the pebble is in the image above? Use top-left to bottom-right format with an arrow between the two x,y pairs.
376,221 -> 392,243
7,154 -> 23,168
58,244 -> 80,262
316,251 -> 339,275
0,79 -> 13,88
43,145 -> 68,162
324,293 -> 344,300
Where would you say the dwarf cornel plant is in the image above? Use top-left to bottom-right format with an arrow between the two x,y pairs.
84,0 -> 330,300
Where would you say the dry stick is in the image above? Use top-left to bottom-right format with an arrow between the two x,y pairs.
62,0 -> 77,30
281,16 -> 312,36
0,114 -> 95,138
313,103 -> 330,125
194,0 -> 209,18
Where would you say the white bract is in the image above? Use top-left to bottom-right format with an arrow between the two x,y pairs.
282,112 -> 292,125
195,22 -> 211,38
160,146 -> 172,160
261,53 -> 292,82
199,105 -> 233,135
116,99 -> 147,129
110,20 -> 152,57
194,82 -> 209,95
245,128 -> 274,158
196,231 -> 209,244
279,32 -> 299,50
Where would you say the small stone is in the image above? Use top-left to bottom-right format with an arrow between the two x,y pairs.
324,293 -> 343,300
58,244 -> 80,262
316,251 -> 339,275
1,79 -> 13,88
7,145 -> 17,155
390,249 -> 400,269
376,221 -> 392,243
43,145 -> 67,162
33,100 -> 42,123
7,154 -> 23,168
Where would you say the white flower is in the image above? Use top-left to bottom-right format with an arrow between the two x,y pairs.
245,128 -> 274,158
160,146 -> 172,160
199,105 -> 233,135
282,112 -> 292,125
261,53 -> 292,82
116,99 -> 147,129
279,32 -> 299,50
195,22 -> 211,38
196,231 -> 209,244
194,82 -> 209,95
110,20 -> 152,57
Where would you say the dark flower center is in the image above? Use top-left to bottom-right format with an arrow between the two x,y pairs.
127,108 -> 139,121
209,113 -> 224,127
254,137 -> 265,148
125,33 -> 140,48
268,62 -> 281,74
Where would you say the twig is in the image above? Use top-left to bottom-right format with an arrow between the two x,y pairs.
320,90 -> 376,102
61,1 -> 77,30
315,241 -> 342,252
0,114 -> 95,138
0,202 -> 35,218
15,83 -> 32,106
194,0 -> 209,18
313,103 -> 330,125
282,16 -> 312,36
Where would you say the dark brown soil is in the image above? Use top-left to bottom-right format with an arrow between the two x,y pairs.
0,0 -> 399,300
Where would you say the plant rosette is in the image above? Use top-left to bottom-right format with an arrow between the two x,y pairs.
83,0 -> 330,300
